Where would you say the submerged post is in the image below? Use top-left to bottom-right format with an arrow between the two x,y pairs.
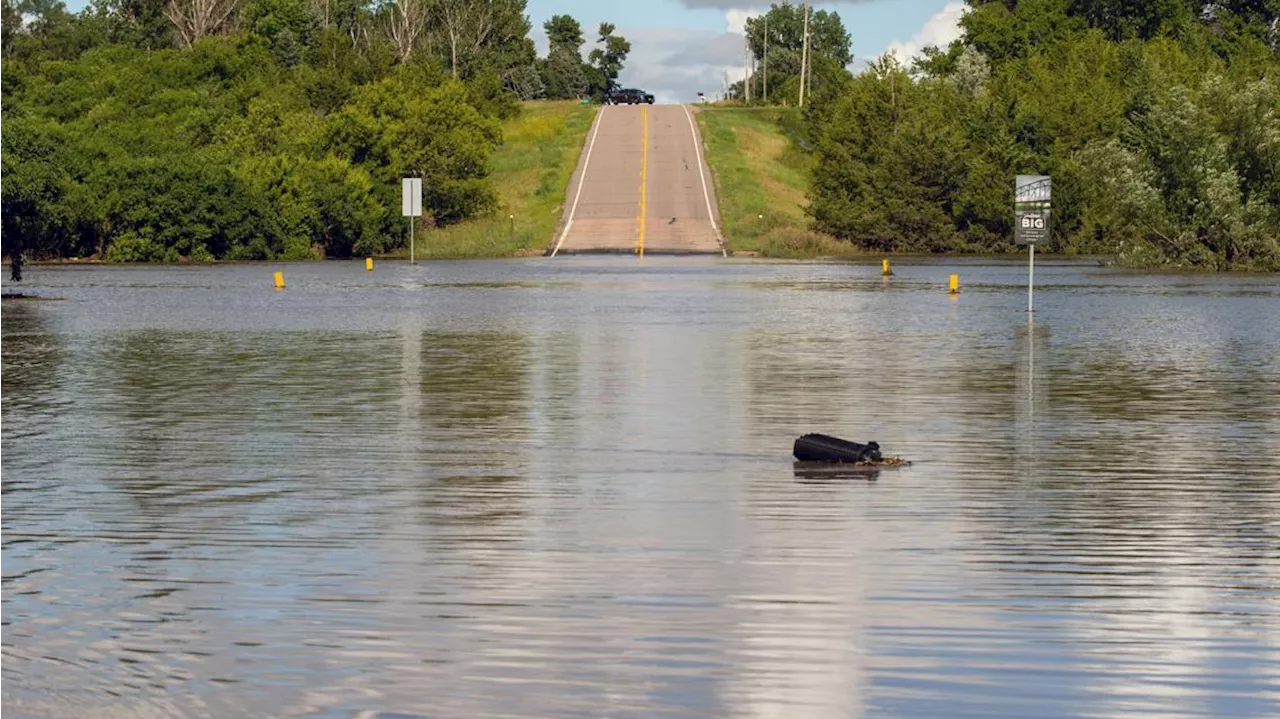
1029,243 -> 1035,313
1015,175 -> 1051,314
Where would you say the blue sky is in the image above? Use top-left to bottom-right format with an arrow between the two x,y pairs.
528,0 -> 956,60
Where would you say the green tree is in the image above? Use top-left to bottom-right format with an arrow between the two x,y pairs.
1,4 -> 522,264
243,0 -> 318,66
103,0 -> 173,50
1,0 -> 21,56
539,12 -> 587,99
809,57 -> 970,251
95,155 -> 286,261
961,0 -> 1085,63
1,121 -> 74,278
540,46 -> 585,99
1067,0 -> 1195,40
433,0 -> 535,79
741,2 -> 854,103
802,0 -> 1280,269
543,13 -> 583,53
586,21 -> 629,99
326,77 -> 501,228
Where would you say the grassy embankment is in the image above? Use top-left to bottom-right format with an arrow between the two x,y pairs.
406,100 -> 596,258
695,107 -> 855,258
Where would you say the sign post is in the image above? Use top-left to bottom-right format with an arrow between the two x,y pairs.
402,178 -> 422,264
1015,175 -> 1050,313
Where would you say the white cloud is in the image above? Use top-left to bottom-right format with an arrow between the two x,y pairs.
724,9 -> 759,35
884,1 -> 967,64
605,2 -> 970,103
617,26 -> 751,103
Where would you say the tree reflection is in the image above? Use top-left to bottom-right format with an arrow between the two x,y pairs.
1,301 -> 66,494
418,332 -> 532,436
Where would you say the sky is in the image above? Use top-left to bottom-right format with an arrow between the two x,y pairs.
532,0 -> 968,103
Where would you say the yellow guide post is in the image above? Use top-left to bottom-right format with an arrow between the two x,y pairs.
949,274 -> 959,294
274,271 -> 285,289
366,257 -> 373,271
638,105 -> 648,258
882,258 -> 891,276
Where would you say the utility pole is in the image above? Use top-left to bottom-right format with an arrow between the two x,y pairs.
744,33 -> 751,103
806,30 -> 813,101
763,13 -> 769,103
799,1 -> 810,107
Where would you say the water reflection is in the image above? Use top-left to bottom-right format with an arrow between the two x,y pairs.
1,302 -> 68,484
3,260 -> 1279,718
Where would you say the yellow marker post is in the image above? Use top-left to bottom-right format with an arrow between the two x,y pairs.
366,257 -> 373,271
949,274 -> 959,294
882,258 -> 892,276
638,106 -> 648,258
274,271 -> 285,290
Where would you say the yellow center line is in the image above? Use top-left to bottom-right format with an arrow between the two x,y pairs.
638,106 -> 648,258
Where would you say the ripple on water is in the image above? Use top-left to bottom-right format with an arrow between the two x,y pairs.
3,260 -> 1279,718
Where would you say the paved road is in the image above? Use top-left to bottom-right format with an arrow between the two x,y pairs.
550,105 -> 725,256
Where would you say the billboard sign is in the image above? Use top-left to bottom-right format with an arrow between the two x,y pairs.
1015,175 -> 1051,246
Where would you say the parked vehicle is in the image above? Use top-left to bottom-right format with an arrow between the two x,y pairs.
607,88 -> 655,105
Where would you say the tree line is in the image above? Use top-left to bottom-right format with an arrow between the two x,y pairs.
1,0 -> 627,277
806,0 -> 1280,270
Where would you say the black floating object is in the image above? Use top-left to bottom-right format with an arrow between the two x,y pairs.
793,434 -> 883,464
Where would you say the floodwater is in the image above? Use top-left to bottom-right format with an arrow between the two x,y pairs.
2,258 -> 1279,719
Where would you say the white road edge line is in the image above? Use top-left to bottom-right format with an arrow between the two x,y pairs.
551,105 -> 607,257
683,104 -> 727,257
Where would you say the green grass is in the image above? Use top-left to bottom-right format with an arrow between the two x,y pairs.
399,100 -> 597,258
696,107 -> 857,258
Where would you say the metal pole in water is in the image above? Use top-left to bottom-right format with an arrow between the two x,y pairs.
1028,243 -> 1035,313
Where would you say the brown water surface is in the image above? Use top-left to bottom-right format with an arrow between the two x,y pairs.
3,258 -> 1279,718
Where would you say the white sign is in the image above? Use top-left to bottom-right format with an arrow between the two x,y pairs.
402,178 -> 422,217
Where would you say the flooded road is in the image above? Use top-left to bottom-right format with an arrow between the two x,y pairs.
3,258 -> 1279,718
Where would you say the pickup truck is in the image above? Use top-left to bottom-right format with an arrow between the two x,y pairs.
607,88 -> 655,105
